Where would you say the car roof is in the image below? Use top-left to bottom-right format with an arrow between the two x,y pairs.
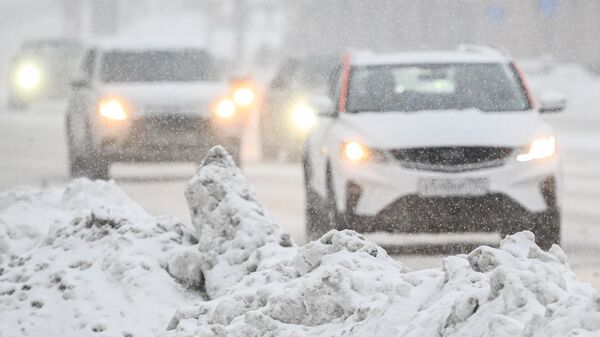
95,37 -> 208,53
351,47 -> 510,66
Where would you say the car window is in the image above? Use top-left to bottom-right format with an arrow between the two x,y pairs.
99,49 -> 219,83
346,63 -> 531,113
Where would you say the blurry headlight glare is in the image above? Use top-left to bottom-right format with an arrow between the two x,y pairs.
16,63 -> 41,90
215,99 -> 237,119
99,98 -> 129,121
343,142 -> 369,162
517,136 -> 556,162
233,87 -> 255,107
292,104 -> 317,131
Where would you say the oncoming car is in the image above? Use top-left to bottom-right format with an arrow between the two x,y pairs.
261,55 -> 338,161
303,47 -> 566,249
65,42 -> 242,180
8,39 -> 85,109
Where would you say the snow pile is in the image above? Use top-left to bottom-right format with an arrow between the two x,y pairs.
167,230 -> 600,337
1,147 -> 599,337
169,146 -> 295,298
0,179 -> 201,337
164,149 -> 600,337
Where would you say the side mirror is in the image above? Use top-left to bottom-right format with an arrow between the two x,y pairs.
71,78 -> 90,89
539,92 -> 567,113
309,95 -> 335,117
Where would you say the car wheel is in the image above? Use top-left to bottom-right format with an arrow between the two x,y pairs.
304,161 -> 327,241
325,167 -> 344,230
67,117 -> 110,180
532,206 -> 561,250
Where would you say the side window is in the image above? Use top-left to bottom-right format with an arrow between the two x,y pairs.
329,64 -> 343,102
79,49 -> 97,81
270,59 -> 297,91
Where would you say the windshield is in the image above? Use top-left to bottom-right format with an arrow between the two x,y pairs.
100,49 -> 219,83
346,63 -> 531,113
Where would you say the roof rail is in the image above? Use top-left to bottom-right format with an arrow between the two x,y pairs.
456,44 -> 510,58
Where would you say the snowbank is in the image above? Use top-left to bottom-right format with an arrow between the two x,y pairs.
0,179 -> 202,337
1,147 -> 599,337
165,150 -> 600,337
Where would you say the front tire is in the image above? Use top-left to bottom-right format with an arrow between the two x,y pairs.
304,160 -> 327,241
532,207 -> 561,250
66,115 -> 110,180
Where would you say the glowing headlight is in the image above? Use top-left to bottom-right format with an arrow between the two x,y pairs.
16,63 -> 41,90
233,87 -> 255,107
291,104 -> 317,131
99,98 -> 129,121
343,142 -> 369,162
517,136 -> 556,162
215,98 -> 237,119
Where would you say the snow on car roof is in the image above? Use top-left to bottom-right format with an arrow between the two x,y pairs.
96,37 -> 208,52
352,50 -> 510,66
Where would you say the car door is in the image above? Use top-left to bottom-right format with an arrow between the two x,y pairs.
306,64 -> 343,197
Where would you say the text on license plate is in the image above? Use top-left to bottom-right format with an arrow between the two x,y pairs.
417,177 -> 490,197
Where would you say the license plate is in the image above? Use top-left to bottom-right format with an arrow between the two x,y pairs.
417,177 -> 489,197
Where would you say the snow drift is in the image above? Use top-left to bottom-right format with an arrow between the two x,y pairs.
1,146 -> 599,337
0,179 -> 202,337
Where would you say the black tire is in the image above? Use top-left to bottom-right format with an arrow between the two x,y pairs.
69,154 -> 110,180
66,116 -> 110,180
532,178 -> 561,250
325,166 -> 345,230
532,207 -> 561,250
304,160 -> 327,241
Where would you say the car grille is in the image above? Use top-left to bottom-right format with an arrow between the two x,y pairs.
390,146 -> 515,172
139,115 -> 208,132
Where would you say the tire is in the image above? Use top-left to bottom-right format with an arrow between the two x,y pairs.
532,206 -> 561,250
325,166 -> 345,230
304,160 -> 327,241
532,178 -> 561,250
66,116 -> 110,180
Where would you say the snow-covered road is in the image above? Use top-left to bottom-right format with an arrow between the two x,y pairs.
0,98 -> 599,287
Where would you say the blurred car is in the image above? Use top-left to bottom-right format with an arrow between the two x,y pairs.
65,41 -> 243,180
8,39 -> 85,109
303,46 -> 566,249
260,55 -> 338,161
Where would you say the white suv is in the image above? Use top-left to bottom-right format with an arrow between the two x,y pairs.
303,47 -> 566,249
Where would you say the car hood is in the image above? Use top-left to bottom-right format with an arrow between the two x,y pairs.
338,109 -> 552,149
100,82 -> 227,117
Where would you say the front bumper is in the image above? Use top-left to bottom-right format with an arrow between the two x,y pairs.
333,155 -> 560,232
92,114 -> 242,162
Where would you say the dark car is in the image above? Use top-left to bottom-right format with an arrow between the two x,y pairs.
8,39 -> 85,109
260,55 -> 337,161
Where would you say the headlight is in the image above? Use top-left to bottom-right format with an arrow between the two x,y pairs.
291,103 -> 317,132
232,87 -> 255,108
214,98 -> 237,119
16,63 -> 41,90
99,98 -> 129,121
342,141 -> 370,162
517,136 -> 556,162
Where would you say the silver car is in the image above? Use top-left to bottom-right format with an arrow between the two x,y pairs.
65,42 -> 243,179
